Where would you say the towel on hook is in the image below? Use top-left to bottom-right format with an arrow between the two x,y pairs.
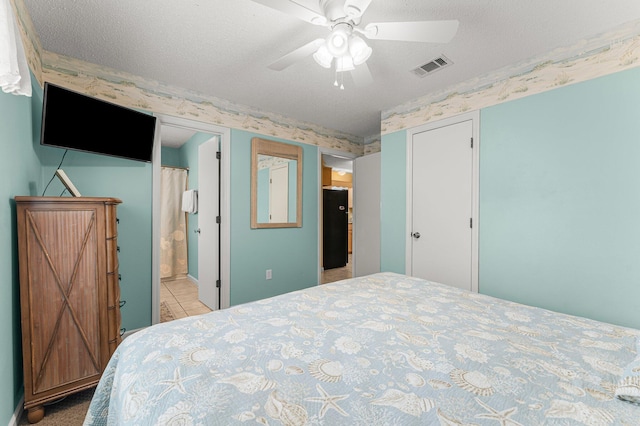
0,0 -> 31,96
181,189 -> 198,213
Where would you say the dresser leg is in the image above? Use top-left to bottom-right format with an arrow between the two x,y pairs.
27,406 -> 45,424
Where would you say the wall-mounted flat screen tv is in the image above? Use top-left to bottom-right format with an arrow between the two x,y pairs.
41,82 -> 157,162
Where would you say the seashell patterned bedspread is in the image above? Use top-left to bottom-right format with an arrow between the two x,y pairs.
84,272 -> 640,425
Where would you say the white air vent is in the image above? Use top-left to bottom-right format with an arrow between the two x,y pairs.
411,55 -> 452,77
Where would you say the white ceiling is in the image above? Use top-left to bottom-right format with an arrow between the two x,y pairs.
23,0 -> 640,142
160,125 -> 197,149
323,154 -> 353,173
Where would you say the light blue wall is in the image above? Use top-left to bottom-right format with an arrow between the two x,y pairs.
380,130 -> 406,273
161,146 -> 183,168
0,82 -> 43,426
479,67 -> 640,329
178,132 -> 219,279
230,129 -> 319,305
379,68 -> 640,330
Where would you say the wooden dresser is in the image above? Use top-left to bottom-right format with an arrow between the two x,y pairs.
15,196 -> 122,423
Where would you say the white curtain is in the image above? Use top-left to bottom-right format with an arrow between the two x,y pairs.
0,0 -> 31,96
160,167 -> 189,279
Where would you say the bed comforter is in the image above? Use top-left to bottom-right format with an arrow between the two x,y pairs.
85,272 -> 640,425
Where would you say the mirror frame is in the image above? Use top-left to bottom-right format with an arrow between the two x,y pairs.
251,137 -> 303,228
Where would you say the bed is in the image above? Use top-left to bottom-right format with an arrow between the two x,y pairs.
84,272 -> 640,425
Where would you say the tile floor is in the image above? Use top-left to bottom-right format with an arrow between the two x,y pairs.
321,254 -> 352,284
161,276 -> 212,321
161,255 -> 351,321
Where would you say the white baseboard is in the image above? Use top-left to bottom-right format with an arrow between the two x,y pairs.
9,395 -> 24,426
187,274 -> 198,286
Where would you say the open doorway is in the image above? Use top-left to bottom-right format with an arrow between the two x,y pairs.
152,115 -> 231,325
321,153 -> 354,284
157,125 -> 215,322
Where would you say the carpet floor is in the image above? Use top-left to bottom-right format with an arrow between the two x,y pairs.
18,388 -> 94,425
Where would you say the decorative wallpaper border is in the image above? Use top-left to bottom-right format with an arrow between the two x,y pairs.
381,19 -> 640,135
363,135 -> 381,155
41,52 -> 365,154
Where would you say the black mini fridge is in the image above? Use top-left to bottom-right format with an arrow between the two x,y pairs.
323,189 -> 348,269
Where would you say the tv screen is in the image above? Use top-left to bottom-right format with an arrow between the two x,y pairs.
41,82 -> 157,162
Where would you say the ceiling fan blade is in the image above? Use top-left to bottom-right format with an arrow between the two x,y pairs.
344,0 -> 372,19
268,38 -> 325,71
350,62 -> 374,87
364,20 -> 459,43
250,0 -> 327,25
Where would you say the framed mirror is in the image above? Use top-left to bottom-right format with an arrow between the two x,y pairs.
251,137 -> 302,228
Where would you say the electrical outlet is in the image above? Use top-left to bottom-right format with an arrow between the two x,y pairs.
266,269 -> 272,280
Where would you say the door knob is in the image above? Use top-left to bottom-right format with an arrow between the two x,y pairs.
412,232 -> 421,239
195,228 -> 201,234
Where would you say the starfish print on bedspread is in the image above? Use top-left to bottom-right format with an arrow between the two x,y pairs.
305,384 -> 349,418
157,367 -> 200,399
474,398 -> 523,426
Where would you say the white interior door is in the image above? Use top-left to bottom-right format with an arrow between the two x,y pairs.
410,120 -> 473,291
269,163 -> 288,222
198,137 -> 220,309
354,152 -> 381,277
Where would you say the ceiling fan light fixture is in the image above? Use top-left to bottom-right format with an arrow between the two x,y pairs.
313,44 -> 333,68
326,28 -> 350,57
349,35 -> 372,65
336,55 -> 355,72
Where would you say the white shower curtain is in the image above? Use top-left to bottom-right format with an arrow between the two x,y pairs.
160,167 -> 189,279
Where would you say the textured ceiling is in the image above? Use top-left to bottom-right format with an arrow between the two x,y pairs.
23,0 -> 640,140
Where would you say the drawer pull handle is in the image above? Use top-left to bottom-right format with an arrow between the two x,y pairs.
119,300 -> 126,308
120,328 -> 126,336
119,274 -> 122,281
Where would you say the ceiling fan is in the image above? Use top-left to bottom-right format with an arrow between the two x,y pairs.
251,0 -> 459,88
